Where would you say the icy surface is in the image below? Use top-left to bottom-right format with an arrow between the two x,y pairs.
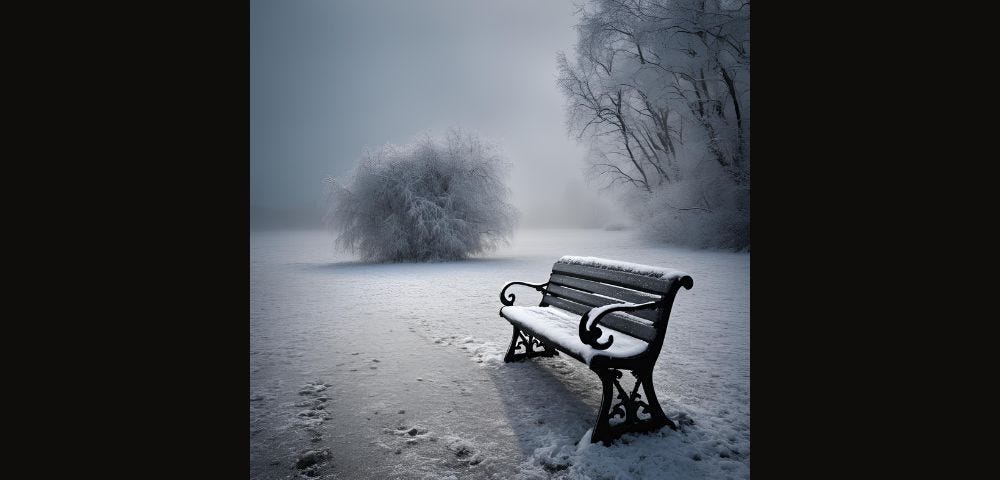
557,255 -> 691,281
500,306 -> 649,364
251,228 -> 749,479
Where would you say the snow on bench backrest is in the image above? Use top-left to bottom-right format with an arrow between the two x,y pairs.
556,256 -> 691,283
552,256 -> 692,295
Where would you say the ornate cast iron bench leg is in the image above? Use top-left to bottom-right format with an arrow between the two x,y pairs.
637,369 -> 677,432
503,327 -> 559,363
591,368 -> 677,445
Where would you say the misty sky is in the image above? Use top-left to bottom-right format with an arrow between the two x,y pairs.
251,0 -> 622,225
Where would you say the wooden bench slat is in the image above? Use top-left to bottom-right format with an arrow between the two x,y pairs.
542,294 -> 589,315
548,274 -> 661,305
542,293 -> 658,342
545,284 -> 660,323
594,313 -> 658,343
552,263 -> 674,294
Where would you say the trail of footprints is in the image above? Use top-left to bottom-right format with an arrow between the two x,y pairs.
289,380 -> 334,477
285,379 -> 486,477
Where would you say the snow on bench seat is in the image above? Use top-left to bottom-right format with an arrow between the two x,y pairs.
500,305 -> 649,366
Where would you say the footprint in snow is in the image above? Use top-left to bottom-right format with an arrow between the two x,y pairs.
298,381 -> 330,395
295,448 -> 331,474
444,436 -> 479,462
675,412 -> 695,428
391,425 -> 428,437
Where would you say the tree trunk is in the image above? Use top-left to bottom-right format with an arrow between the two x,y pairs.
720,65 -> 745,175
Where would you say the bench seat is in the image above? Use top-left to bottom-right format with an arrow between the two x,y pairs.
499,305 -> 649,366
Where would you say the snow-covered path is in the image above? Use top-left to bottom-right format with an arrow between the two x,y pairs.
250,229 -> 749,479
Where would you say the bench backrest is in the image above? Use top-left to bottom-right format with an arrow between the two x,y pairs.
540,256 -> 693,343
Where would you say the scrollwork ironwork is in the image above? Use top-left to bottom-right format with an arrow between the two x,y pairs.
578,300 -> 660,350
609,370 -> 652,424
499,281 -> 548,306
503,327 -> 558,362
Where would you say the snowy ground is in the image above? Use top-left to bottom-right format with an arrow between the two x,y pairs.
250,228 -> 749,479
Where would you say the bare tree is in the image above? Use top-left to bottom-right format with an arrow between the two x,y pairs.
559,0 -> 749,249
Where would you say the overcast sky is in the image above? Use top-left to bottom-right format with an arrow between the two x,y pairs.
251,0 -> 623,225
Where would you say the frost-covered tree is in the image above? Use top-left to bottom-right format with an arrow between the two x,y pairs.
559,0 -> 749,250
324,130 -> 518,262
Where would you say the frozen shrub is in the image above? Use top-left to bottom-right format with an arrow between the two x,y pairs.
629,159 -> 750,251
325,130 -> 518,262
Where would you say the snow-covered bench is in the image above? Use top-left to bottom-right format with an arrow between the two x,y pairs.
498,256 -> 693,445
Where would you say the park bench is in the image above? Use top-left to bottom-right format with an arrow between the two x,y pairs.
498,256 -> 693,445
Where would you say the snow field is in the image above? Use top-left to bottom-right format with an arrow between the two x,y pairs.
251,228 -> 749,479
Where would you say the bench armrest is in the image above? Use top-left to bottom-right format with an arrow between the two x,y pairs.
499,281 -> 549,306
578,300 -> 659,350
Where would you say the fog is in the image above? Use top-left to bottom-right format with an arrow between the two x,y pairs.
250,0 -> 625,229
